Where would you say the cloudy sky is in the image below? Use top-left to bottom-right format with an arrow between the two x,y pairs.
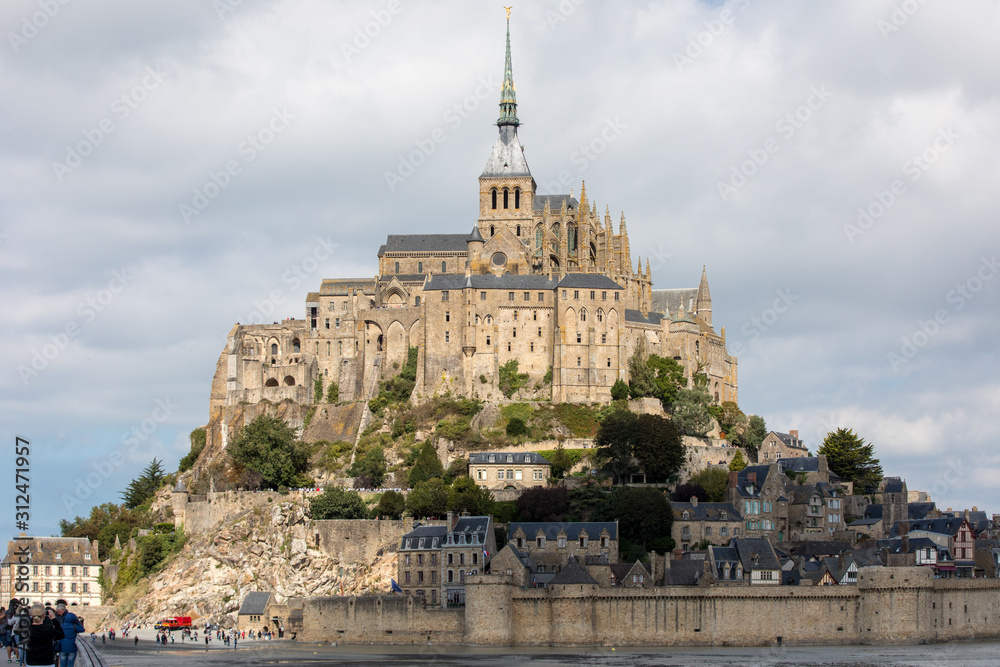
2,0 -> 998,540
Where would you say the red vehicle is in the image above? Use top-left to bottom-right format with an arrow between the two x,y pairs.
154,616 -> 192,630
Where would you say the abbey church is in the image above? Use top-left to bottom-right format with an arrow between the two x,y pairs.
211,19 -> 737,413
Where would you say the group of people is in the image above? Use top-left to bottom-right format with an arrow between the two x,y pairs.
0,598 -> 85,667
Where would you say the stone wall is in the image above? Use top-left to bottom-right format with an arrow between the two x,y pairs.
294,567 -> 1000,647
311,519 -> 407,565
678,437 -> 739,481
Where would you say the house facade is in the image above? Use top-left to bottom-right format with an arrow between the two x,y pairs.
0,535 -> 102,607
727,464 -> 789,543
759,430 -> 808,461
468,451 -> 550,490
397,514 -> 497,606
670,498 -> 743,551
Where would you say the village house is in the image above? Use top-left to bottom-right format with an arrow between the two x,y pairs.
892,514 -> 976,577
787,483 -> 844,540
491,521 -> 618,587
669,497 -> 743,551
468,451 -> 550,490
397,513 -> 497,606
726,464 -> 789,543
758,430 -> 808,461
0,535 -> 102,607
707,538 -> 782,585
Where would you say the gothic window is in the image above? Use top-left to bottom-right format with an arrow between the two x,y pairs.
597,309 -> 603,322
580,309 -> 587,322
292,338 -> 300,353
503,188 -> 509,209
491,188 -> 497,209
535,226 -> 543,253
418,261 -> 423,273
516,224 -> 521,236
395,262 -> 400,274
271,343 -> 278,355
568,225 -> 577,252
442,261 -> 447,273
514,187 -> 521,209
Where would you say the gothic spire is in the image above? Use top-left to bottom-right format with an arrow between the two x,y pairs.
497,14 -> 519,127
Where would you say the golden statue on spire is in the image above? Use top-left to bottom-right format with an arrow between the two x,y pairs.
504,6 -> 512,20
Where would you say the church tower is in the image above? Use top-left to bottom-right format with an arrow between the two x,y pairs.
477,15 -> 536,248
696,265 -> 713,327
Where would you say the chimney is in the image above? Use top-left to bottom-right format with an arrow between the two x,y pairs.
728,471 -> 739,489
898,522 -> 909,537
690,496 -> 699,507
789,429 -> 799,440
901,534 -> 909,554
673,548 -> 683,561
447,511 -> 455,530
965,509 -> 970,522
748,472 -> 757,485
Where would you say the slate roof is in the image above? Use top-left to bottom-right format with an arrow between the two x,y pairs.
451,516 -> 492,541
651,288 -> 697,316
468,226 -> 485,243
238,592 -> 272,616
399,524 -> 448,550
733,465 -> 773,498
778,457 -> 819,473
469,452 -> 551,466
423,274 -> 559,291
1,537 -> 98,567
864,504 -> 883,520
908,502 -> 937,520
734,538 -> 781,571
379,274 -> 426,283
377,234 -> 470,256
849,518 -> 882,527
547,559 -> 597,586
788,483 -> 839,505
509,521 -> 617,541
556,274 -> 624,290
624,309 -> 664,325
319,279 -> 377,296
532,194 -> 577,211
610,561 -> 651,583
878,536 -> 948,557
671,501 -> 742,522
891,517 -> 970,538
663,560 -> 703,586
882,477 -> 905,494
481,127 -> 532,178
786,541 -> 852,558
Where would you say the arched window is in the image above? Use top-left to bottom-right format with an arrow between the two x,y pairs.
491,188 -> 497,209
441,261 -> 447,273
415,296 -> 421,306
597,309 -> 604,322
265,378 -> 279,387
516,224 -> 521,236
418,261 -> 423,273
580,309 -> 587,322
490,225 -> 495,237
394,262 -> 400,274
283,376 -> 296,386
270,343 -> 278,355
292,338 -> 300,353
503,188 -> 509,209
514,187 -> 520,209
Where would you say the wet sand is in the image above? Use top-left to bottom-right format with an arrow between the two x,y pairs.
88,629 -> 1000,666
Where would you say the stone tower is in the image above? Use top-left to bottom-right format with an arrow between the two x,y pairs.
696,265 -> 712,327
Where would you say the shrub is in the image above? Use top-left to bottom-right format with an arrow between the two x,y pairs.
310,486 -> 370,520
178,428 -> 207,473
499,359 -> 529,398
610,378 -> 629,401
505,417 -> 528,437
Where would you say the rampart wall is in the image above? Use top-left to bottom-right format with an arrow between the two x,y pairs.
292,568 -> 1000,647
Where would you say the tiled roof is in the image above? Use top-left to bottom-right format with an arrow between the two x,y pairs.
556,274 -> 624,290
377,234 -> 470,256
423,274 -> 559,291
1,537 -> 98,567
469,452 -> 551,465
238,592 -> 272,616
671,502 -> 742,522
663,560 -> 703,586
734,538 -> 781,571
509,521 -> 617,542
892,517 -> 970,538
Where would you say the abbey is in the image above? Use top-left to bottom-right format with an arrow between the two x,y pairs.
211,19 -> 737,414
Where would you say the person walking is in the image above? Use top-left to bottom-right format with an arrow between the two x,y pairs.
54,602 -> 83,667
24,603 -> 64,667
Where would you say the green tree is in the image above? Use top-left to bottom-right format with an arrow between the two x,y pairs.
818,427 -> 884,493
407,441 -> 444,487
406,478 -> 449,518
610,378 -> 629,401
314,375 -> 324,403
594,410 -> 639,484
372,490 -> 406,518
743,415 -> 767,458
178,428 -> 207,473
717,401 -> 748,440
447,477 -> 494,516
59,502 -> 146,560
685,468 -> 729,502
671,387 -> 712,437
516,486 -> 569,522
548,445 -> 574,479
729,449 -> 748,472
647,354 -> 686,408
499,359 -> 529,398
505,416 -> 528,437
310,486 -> 370,520
597,486 -> 674,554
443,457 -> 468,484
121,459 -> 167,509
348,447 -> 387,488
631,414 -> 686,484
325,381 -> 340,403
627,343 -> 657,398
228,415 -> 312,489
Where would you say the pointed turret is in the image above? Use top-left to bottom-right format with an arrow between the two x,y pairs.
645,258 -> 651,279
497,14 -> 519,128
696,265 -> 713,327
619,211 -> 627,236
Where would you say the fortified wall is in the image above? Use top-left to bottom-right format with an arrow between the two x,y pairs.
290,567 -> 1000,647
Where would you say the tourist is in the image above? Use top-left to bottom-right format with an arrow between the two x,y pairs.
24,603 -> 64,667
54,601 -> 84,667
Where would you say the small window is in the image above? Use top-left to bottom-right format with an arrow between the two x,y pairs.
538,292 -> 545,301
508,292 -> 515,301
615,292 -> 620,301
602,291 -> 607,300
395,262 -> 400,274
523,292 -> 530,301
486,335 -> 491,346
601,333 -> 606,343
491,189 -> 497,209
442,291 -> 449,301
445,311 -> 450,322
481,291 -> 487,301
574,290 -> 579,299
418,261 -> 423,273
445,331 -> 450,342
441,261 -> 447,273
577,356 -> 581,366
590,291 -> 595,299
576,334 -> 581,343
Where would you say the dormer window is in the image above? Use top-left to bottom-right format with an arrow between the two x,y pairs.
720,511 -> 727,520
55,553 -> 61,560
488,454 -> 496,463
682,511 -> 689,520
418,538 -> 425,548
506,455 -> 513,463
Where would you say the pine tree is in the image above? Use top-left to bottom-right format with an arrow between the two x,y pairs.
120,459 -> 167,509
728,449 -> 747,472
818,427 -> 883,493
